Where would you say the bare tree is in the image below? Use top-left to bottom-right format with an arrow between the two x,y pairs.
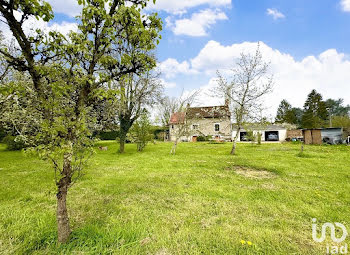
115,72 -> 163,153
158,96 -> 179,127
216,44 -> 273,155
0,32 -> 10,81
169,91 -> 198,155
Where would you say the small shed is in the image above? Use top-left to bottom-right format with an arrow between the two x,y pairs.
302,128 -> 343,145
321,128 -> 343,144
286,129 -> 303,141
302,129 -> 322,145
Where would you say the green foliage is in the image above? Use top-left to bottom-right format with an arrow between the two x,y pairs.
151,126 -> 168,140
0,0 -> 163,243
325,98 -> 350,117
0,73 -> 43,142
257,132 -> 262,145
245,131 -> 255,143
275,99 -> 292,123
275,99 -> 302,126
301,89 -> 328,129
0,0 -> 162,169
276,95 -> 350,129
332,115 -> 350,128
97,131 -> 120,140
2,135 -> 26,151
197,136 -> 209,142
0,127 -> 6,141
128,112 -> 153,152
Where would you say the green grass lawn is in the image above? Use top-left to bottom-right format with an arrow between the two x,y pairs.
1,141 -> 350,254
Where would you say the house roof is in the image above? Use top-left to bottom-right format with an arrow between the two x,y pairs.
187,105 -> 230,119
302,128 -> 343,131
169,112 -> 185,125
169,105 -> 230,125
233,124 -> 287,131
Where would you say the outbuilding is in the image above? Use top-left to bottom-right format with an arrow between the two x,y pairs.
232,125 -> 287,142
302,128 -> 343,145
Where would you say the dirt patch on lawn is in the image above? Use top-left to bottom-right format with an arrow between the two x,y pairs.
227,165 -> 277,179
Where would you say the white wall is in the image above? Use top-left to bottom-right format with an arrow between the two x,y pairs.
278,130 -> 287,142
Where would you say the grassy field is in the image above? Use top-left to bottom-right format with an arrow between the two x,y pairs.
1,141 -> 350,254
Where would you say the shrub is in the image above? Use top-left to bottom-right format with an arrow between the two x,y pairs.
0,128 -> 6,141
197,136 -> 206,142
129,112 -> 153,152
97,131 -> 120,140
2,135 -> 27,151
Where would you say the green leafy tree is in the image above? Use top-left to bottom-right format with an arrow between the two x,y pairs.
0,0 -> 161,243
275,99 -> 302,125
276,99 -> 292,123
129,111 -> 153,152
301,89 -> 328,129
332,116 -> 350,128
325,98 -> 350,117
332,115 -> 350,138
290,107 -> 303,127
325,98 -> 350,127
0,72 -> 42,146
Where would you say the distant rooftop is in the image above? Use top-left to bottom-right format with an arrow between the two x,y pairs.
169,105 -> 230,125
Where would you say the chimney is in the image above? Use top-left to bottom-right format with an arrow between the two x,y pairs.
225,97 -> 229,107
224,88 -> 230,107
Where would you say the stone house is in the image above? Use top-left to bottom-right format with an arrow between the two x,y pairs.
169,104 -> 231,142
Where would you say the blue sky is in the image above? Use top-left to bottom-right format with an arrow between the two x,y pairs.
156,0 -> 350,61
3,0 -> 350,118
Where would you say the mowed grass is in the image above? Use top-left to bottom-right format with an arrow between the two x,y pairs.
1,141 -> 350,254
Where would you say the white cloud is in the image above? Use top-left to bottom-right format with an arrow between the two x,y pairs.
166,9 -> 228,37
191,40 -> 258,73
46,0 -> 81,17
159,78 -> 177,88
147,0 -> 231,15
158,58 -> 197,79
170,40 -> 350,116
341,0 -> 350,12
0,13 -> 77,43
266,8 -> 285,20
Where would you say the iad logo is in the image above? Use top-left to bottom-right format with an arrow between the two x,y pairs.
312,218 -> 348,254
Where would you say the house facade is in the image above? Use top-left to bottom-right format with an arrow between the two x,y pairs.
169,105 -> 231,142
232,125 -> 288,142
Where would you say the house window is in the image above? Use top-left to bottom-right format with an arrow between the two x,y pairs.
171,125 -> 174,129
215,124 -> 220,132
192,124 -> 199,130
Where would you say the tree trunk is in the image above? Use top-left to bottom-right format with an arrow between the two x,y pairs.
230,140 -> 237,155
119,132 -> 126,153
231,128 -> 241,155
170,139 -> 178,155
257,132 -> 262,145
119,118 -> 132,154
56,153 -> 72,243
